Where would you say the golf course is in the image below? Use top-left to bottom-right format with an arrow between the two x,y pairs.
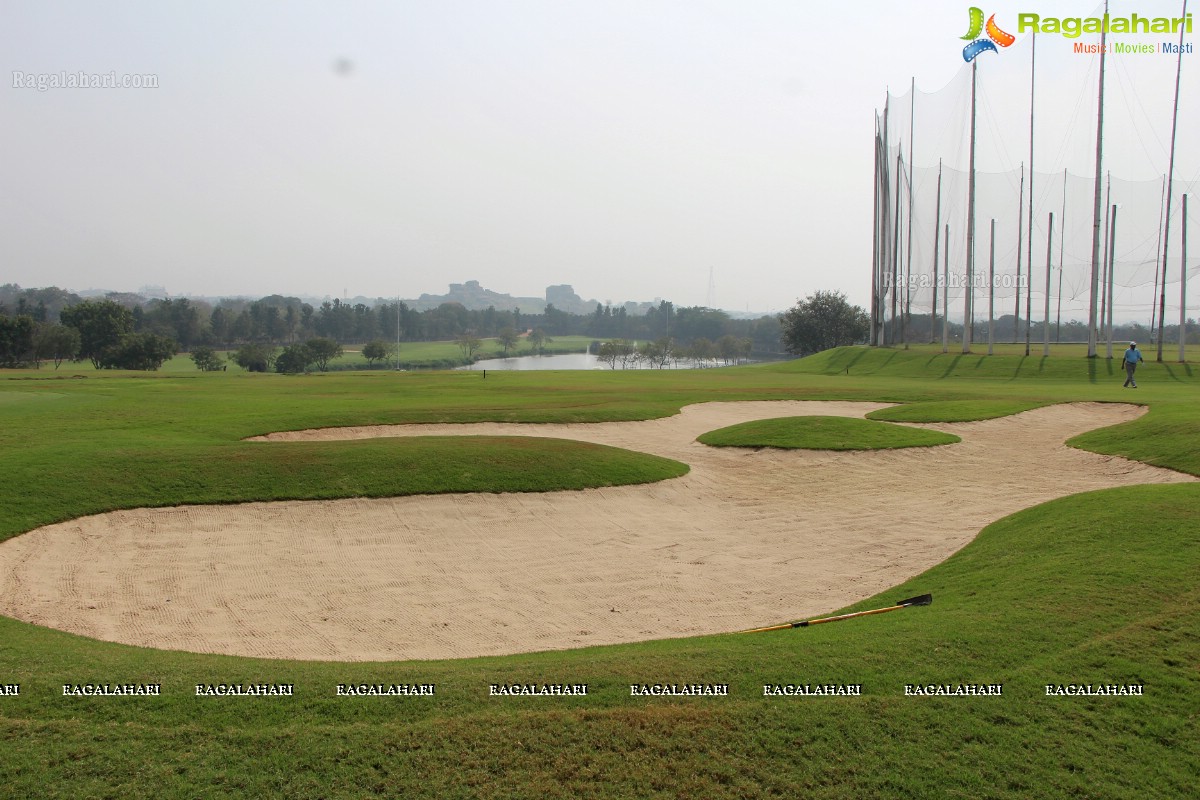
1,345 -> 1197,798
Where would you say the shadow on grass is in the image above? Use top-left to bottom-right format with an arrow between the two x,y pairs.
835,348 -> 868,375
847,349 -> 898,375
1160,362 -> 1195,381
938,354 -> 963,379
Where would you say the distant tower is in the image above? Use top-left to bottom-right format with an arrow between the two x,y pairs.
706,267 -> 716,309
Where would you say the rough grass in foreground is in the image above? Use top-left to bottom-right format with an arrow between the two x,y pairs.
697,415 -> 959,450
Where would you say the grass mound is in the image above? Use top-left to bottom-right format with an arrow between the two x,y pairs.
867,399 -> 1046,423
779,344 -> 1200,383
0,436 -> 688,544
697,415 -> 959,450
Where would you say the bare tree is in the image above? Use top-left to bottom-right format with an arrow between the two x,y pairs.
455,332 -> 483,360
497,327 -> 519,357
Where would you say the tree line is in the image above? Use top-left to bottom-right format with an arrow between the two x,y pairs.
4,283 -> 923,372
0,284 -> 786,371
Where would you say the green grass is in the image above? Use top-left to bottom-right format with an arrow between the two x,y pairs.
798,343 -> 1200,383
866,399 -> 1047,422
697,415 -> 959,449
0,435 -> 687,540
2,346 -> 1199,798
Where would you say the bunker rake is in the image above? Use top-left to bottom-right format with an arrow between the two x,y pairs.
740,593 -> 933,633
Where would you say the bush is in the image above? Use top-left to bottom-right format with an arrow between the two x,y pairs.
99,332 -> 178,370
232,343 -> 277,373
305,337 -> 343,371
190,346 -> 225,372
276,343 -> 315,374
0,315 -> 36,367
361,340 -> 394,368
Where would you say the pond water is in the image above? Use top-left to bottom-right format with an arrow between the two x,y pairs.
457,353 -> 738,371
458,353 -> 605,371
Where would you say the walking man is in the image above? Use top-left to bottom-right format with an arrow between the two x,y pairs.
1122,342 -> 1144,388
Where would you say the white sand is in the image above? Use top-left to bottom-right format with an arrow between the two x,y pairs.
0,401 -> 1191,661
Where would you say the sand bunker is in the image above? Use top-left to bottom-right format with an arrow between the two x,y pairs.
0,401 -> 1193,661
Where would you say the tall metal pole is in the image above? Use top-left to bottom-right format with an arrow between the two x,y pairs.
931,159 -> 943,343
1157,0 -> 1187,362
876,99 -> 892,347
942,223 -> 950,353
988,219 -> 996,355
904,77 -> 915,349
1100,174 -> 1111,335
1044,212 -> 1054,356
1086,0 -> 1109,358
1056,265 -> 1065,343
1025,32 -> 1036,356
1056,169 -> 1067,342
871,118 -> 881,346
890,150 -> 903,346
1151,175 -> 1166,335
1014,164 -> 1025,343
1181,194 -> 1189,363
1106,205 -> 1118,360
964,60 -> 978,354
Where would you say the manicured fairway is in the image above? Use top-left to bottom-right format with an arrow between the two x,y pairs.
1,346 -> 1197,798
697,415 -> 959,449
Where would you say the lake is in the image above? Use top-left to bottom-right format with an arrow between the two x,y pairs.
457,353 -> 747,371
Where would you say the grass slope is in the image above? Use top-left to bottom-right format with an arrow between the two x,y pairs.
697,415 -> 959,449
2,347 -> 1199,797
866,399 -> 1046,422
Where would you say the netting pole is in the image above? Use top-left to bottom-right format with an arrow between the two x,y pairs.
1043,212 -> 1053,357
942,224 -> 950,353
1181,194 -> 1189,364
902,167 -> 907,345
1056,263 -> 1064,343
930,159 -> 942,344
876,126 -> 889,348
988,219 -> 996,355
890,149 -> 902,346
870,120 -> 880,346
1157,0 -> 1187,363
1086,0 -> 1109,358
1151,176 -> 1166,334
1025,32 -> 1036,357
877,97 -> 891,348
1056,169 -> 1067,342
1014,164 -> 1024,343
1106,205 -> 1117,360
1100,174 -> 1111,342
964,60 -> 977,354
904,77 -> 915,350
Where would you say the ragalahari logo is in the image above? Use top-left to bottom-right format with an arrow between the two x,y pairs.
962,7 -> 1016,61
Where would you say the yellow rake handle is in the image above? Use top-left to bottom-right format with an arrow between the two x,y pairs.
740,594 -> 932,634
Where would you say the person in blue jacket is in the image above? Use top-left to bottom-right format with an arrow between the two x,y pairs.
1122,342 -> 1144,388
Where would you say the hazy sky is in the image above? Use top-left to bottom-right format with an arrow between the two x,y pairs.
2,1 -> 1195,313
